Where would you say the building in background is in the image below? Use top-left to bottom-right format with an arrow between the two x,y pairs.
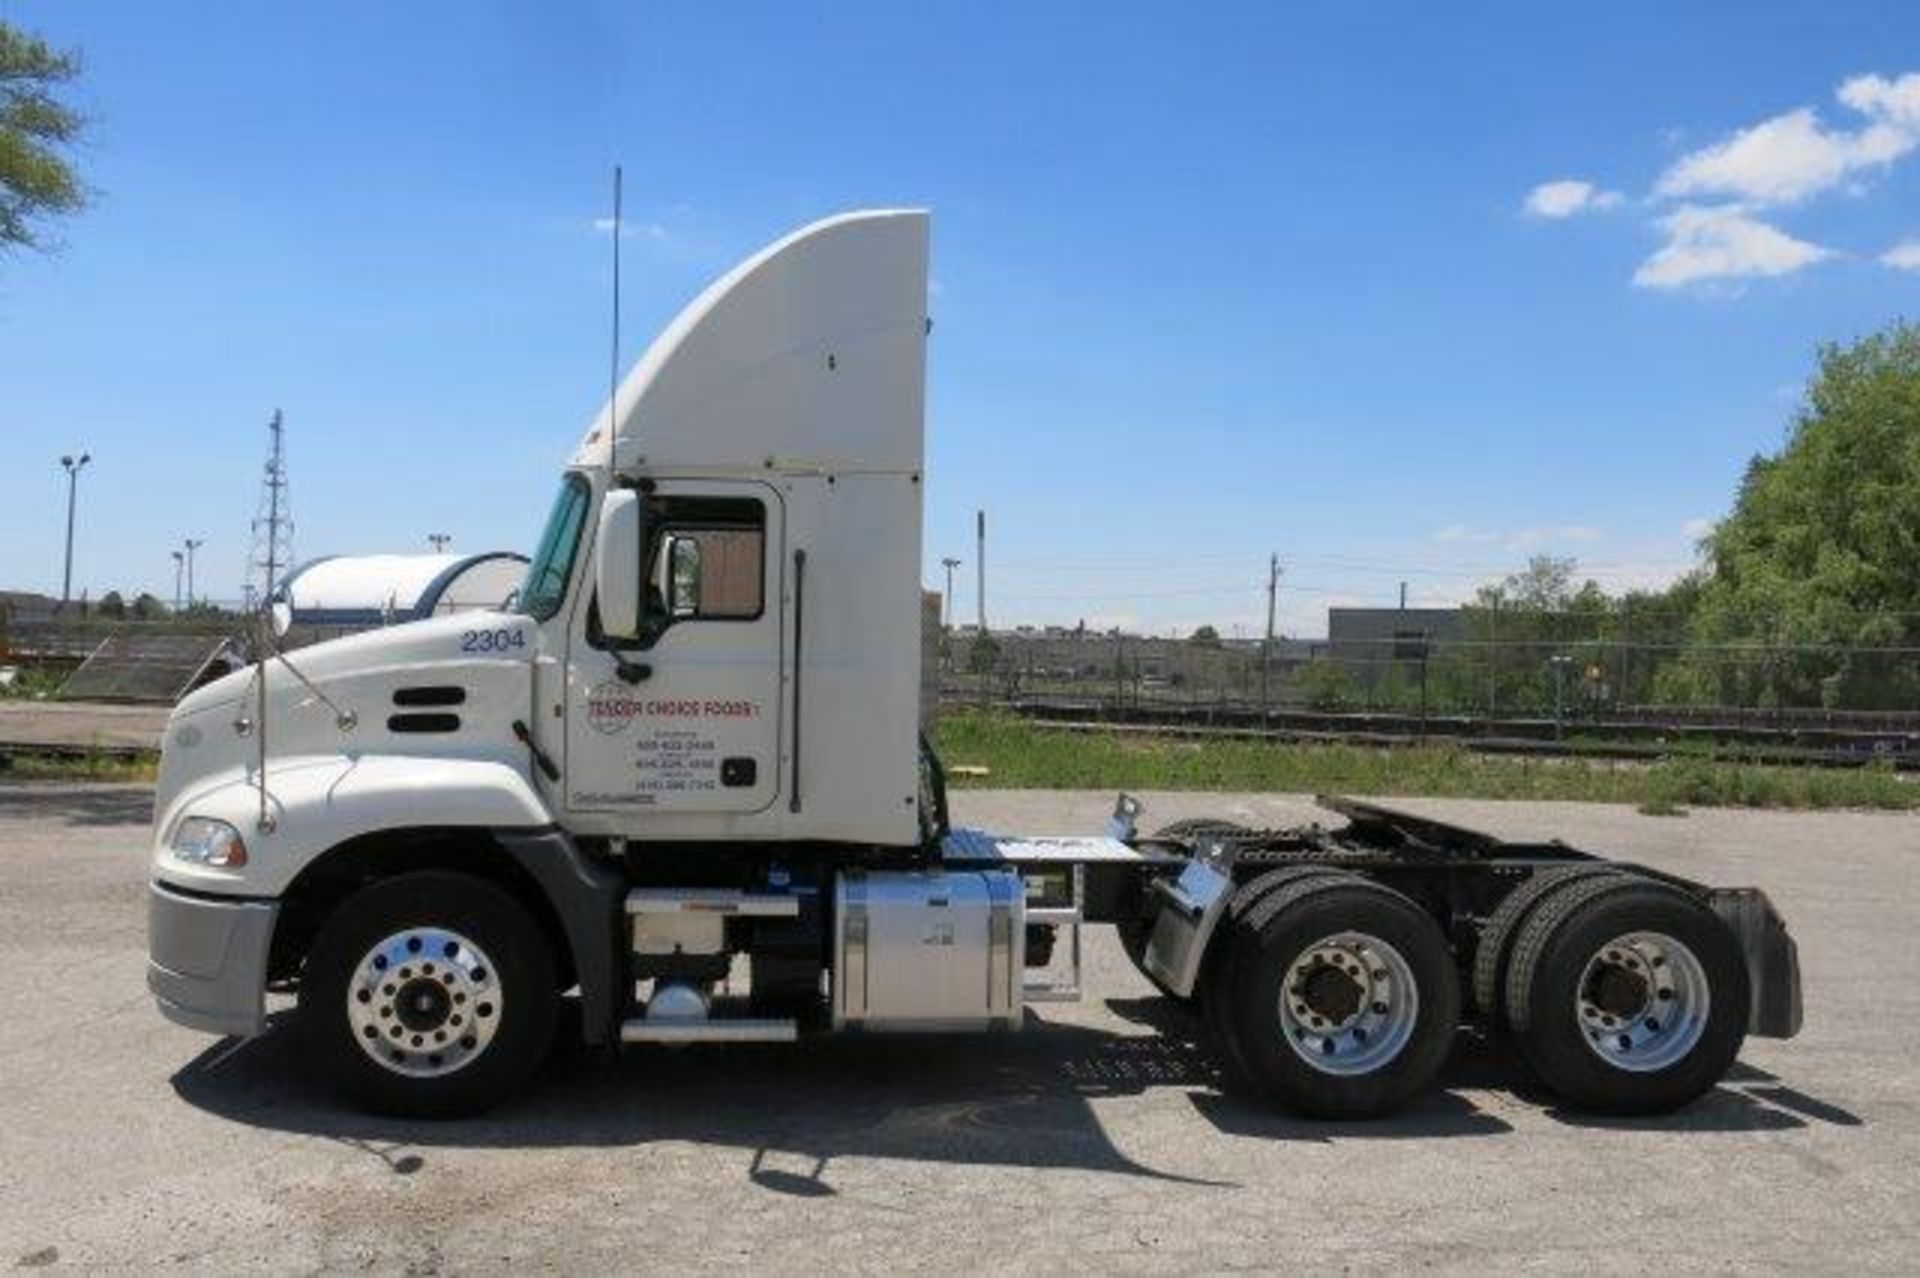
1326,606 -> 1464,693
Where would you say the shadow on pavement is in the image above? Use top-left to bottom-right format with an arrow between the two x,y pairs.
172,998 -> 1519,1188
171,996 -> 1858,1190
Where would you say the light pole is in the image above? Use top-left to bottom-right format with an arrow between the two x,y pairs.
184,539 -> 204,608
59,452 -> 91,606
939,556 -> 962,675
171,550 -> 185,610
428,533 -> 452,554
939,557 -> 961,628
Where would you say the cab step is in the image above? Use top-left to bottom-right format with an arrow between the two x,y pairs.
624,888 -> 801,917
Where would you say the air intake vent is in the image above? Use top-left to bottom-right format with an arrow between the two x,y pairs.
388,713 -> 461,734
393,685 -> 466,707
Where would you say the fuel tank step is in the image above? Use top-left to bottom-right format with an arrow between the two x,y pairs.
620,1017 -> 798,1044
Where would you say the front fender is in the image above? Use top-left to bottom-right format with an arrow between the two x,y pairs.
153,754 -> 556,898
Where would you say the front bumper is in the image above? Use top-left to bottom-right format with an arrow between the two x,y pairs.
147,882 -> 279,1038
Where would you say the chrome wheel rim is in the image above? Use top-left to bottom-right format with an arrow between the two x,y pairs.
346,927 -> 502,1078
1279,931 -> 1420,1077
1576,931 -> 1709,1074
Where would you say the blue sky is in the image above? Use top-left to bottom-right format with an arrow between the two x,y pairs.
3,2 -> 1917,636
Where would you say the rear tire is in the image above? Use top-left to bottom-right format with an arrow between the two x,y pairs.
1505,876 -> 1748,1114
1201,868 -> 1358,1088
299,871 -> 558,1118
1472,865 -> 1626,1025
1214,876 -> 1459,1119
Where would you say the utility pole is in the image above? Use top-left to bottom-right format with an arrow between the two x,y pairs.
1550,654 -> 1572,740
171,550 -> 185,611
184,539 -> 204,607
58,452 -> 91,606
428,533 -> 452,554
974,510 -> 986,633
1260,553 -> 1280,721
974,512 -> 988,709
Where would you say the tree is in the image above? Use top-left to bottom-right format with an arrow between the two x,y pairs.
1675,323 -> 1920,709
1,21 -> 88,254
965,632 -> 1001,675
97,590 -> 125,619
1189,624 -> 1222,648
1295,659 -> 1355,711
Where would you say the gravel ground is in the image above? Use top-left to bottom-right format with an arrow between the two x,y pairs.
0,783 -> 1913,1273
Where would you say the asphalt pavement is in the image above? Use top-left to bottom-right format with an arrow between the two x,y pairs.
0,783 -> 1911,1272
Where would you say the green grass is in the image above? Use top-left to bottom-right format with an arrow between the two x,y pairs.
931,712 -> 1918,813
0,749 -> 158,783
0,667 -> 68,701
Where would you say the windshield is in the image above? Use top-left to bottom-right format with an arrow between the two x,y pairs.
514,474 -> 591,620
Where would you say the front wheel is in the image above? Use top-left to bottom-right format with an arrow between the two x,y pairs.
298,871 -> 558,1117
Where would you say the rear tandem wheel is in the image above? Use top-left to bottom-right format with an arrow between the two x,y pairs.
1502,875 -> 1749,1114
1205,874 -> 1460,1119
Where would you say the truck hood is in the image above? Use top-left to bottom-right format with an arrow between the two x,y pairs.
157,611 -> 541,830
173,611 -> 526,720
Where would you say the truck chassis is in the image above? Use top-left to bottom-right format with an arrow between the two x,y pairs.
211,750 -> 1800,1120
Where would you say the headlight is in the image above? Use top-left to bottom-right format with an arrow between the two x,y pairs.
170,817 -> 248,867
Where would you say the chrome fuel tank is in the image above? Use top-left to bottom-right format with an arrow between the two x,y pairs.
832,869 -> 1024,1030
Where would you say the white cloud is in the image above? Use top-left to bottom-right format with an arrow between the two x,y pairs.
1655,107 -> 1910,205
591,218 -> 671,241
1656,73 -> 1920,207
1881,239 -> 1920,270
1529,71 -> 1920,292
1524,179 -> 1625,218
1839,72 -> 1920,128
1633,203 -> 1833,289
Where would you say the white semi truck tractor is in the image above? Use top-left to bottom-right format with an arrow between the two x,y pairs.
147,210 -> 1801,1118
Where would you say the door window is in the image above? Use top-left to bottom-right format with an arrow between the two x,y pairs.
637,496 -> 766,639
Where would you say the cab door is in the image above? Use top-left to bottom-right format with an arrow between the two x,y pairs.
565,480 -> 785,816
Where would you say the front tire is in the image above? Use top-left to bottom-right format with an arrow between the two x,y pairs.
1505,876 -> 1748,1114
298,871 -> 558,1118
1214,877 -> 1459,1119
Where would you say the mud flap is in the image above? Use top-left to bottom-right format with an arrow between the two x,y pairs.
1709,887 -> 1802,1038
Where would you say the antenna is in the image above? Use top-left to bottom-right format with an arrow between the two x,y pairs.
608,164 -> 622,487
244,410 -> 294,613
